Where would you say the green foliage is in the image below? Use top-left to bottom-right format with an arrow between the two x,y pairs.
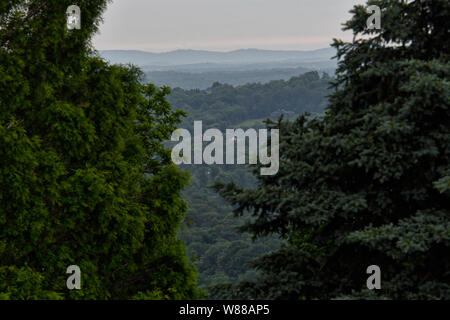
167,73 -> 331,292
168,72 -> 331,131
0,0 -> 201,299
0,266 -> 63,300
181,164 -> 282,290
213,0 -> 449,300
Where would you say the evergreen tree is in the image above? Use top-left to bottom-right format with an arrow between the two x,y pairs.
0,0 -> 201,299
214,0 -> 449,299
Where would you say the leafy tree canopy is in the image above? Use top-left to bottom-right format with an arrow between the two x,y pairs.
0,0 -> 202,299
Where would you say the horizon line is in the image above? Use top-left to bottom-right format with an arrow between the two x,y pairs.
96,46 -> 335,54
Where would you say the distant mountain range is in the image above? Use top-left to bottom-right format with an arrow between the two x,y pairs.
98,48 -> 337,71
97,48 -> 337,89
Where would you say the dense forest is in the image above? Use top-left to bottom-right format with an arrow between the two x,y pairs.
167,72 -> 332,288
0,0 -> 448,301
168,72 -> 331,131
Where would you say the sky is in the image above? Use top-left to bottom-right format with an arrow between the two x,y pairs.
93,0 -> 367,53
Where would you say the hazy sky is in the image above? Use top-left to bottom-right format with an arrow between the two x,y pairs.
93,0 -> 366,52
